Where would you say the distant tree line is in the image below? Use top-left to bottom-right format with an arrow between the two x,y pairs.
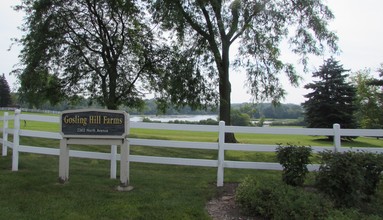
232,103 -> 303,119
12,94 -> 303,119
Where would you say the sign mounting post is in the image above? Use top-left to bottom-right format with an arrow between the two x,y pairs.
59,109 -> 132,191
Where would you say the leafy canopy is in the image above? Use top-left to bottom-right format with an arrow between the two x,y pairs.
14,0 -> 177,110
150,0 -> 338,104
14,0 -> 339,116
352,68 -> 383,128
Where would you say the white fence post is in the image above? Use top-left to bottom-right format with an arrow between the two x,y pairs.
2,112 -> 9,156
126,140 -> 131,185
110,145 -> 117,179
59,138 -> 69,182
217,121 -> 225,187
12,109 -> 21,171
333,123 -> 341,152
118,139 -> 130,189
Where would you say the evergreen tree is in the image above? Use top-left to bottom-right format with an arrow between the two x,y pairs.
0,74 -> 12,107
302,58 -> 357,134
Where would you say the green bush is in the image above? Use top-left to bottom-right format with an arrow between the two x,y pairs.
360,152 -> 383,196
327,209 -> 382,220
235,176 -> 333,220
276,144 -> 312,186
142,117 -> 162,123
198,118 -> 219,125
315,150 -> 383,207
270,117 -> 306,127
231,110 -> 251,126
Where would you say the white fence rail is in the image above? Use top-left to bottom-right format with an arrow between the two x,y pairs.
1,110 -> 383,186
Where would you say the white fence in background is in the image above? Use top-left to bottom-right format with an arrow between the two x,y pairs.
0,107 -> 61,115
1,110 -> 383,186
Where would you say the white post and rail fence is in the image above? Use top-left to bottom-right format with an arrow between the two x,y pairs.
1,110 -> 383,187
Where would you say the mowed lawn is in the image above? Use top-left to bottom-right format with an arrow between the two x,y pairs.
0,111 -> 382,219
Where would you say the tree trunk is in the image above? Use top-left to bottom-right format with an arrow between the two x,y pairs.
108,70 -> 118,110
219,41 -> 238,143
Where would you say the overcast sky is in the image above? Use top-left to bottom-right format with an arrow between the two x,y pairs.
1,0 -> 383,105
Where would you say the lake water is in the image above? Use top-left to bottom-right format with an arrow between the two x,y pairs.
130,115 -> 218,122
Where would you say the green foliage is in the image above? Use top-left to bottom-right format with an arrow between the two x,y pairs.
154,51 -> 219,113
231,109 -> 251,126
352,68 -> 383,129
150,0 -> 338,129
303,58 -> 358,137
315,151 -> 383,207
142,117 -> 162,123
327,209 -> 382,220
256,116 -> 265,127
231,103 -> 304,123
0,74 -> 12,107
276,144 -> 312,186
168,118 -> 219,125
368,63 -> 383,87
235,103 -> 258,119
14,0 -> 171,110
139,117 -> 219,125
235,176 -> 333,219
198,118 -> 219,125
270,117 -> 306,127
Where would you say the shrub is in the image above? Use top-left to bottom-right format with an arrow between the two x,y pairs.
142,117 -> 161,123
235,176 -> 333,220
270,118 -> 306,127
327,208 -> 382,220
315,150 -> 383,207
198,118 -> 219,125
360,153 -> 383,196
231,110 -> 251,126
276,144 -> 312,186
256,116 -> 265,127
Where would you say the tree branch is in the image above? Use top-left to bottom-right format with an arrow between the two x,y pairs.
209,0 -> 227,40
174,1 -> 210,40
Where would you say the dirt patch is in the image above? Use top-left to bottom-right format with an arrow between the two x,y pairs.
205,183 -> 259,220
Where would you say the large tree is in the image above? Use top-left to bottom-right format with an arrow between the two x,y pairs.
352,69 -> 383,129
302,58 -> 357,133
150,0 -> 338,141
0,74 -> 12,107
14,0 -> 172,110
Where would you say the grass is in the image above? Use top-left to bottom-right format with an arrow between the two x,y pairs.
0,154 -> 214,219
0,151 -> 268,220
1,110 -> 383,219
